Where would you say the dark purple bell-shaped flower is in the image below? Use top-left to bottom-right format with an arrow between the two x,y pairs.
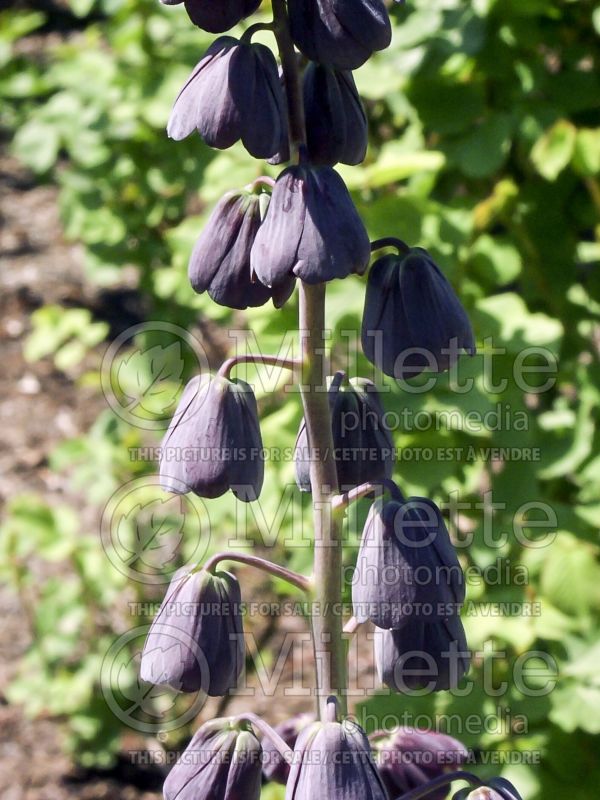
303,63 -> 368,166
286,717 -> 388,799
375,614 -> 470,692
262,713 -> 314,785
163,717 -> 262,800
352,492 -> 464,629
159,374 -> 264,501
362,248 -> 476,380
351,376 -> 396,479
168,36 -> 287,159
189,188 -> 294,309
140,567 -> 243,695
288,0 -> 392,70
370,727 -> 467,800
295,372 -> 393,493
160,0 -> 262,34
250,164 -> 370,287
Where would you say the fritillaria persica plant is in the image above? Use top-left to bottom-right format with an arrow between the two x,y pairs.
140,0 -> 525,798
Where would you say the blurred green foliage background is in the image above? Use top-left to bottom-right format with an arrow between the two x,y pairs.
1,0 -> 600,797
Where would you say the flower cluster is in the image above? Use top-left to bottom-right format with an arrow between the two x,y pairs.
370,728 -> 467,800
353,483 -> 470,691
137,0 -> 525,798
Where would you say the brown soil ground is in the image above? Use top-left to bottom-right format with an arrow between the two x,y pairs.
0,153 -> 164,798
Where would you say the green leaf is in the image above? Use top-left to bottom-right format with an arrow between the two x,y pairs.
475,292 -> 563,351
530,119 -> 577,181
540,534 -> 600,618
573,128 -> 600,176
13,120 -> 60,173
451,113 -> 513,178
351,145 -> 446,189
469,235 -> 522,286
24,306 -> 108,370
68,0 -> 98,17
550,682 -> 600,734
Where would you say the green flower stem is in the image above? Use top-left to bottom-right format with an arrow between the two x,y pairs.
217,353 -> 302,380
203,551 -> 312,593
299,283 -> 347,719
233,711 -> 294,760
244,175 -> 276,192
272,0 -> 306,156
272,0 -> 348,721
331,478 -> 402,515
240,21 -> 276,44
370,237 -> 411,255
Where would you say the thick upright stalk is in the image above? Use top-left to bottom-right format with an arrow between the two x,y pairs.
299,283 -> 347,718
270,0 -> 347,718
272,0 -> 306,157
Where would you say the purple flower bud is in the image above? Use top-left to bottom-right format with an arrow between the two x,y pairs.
189,188 -> 294,309
303,64 -> 368,166
375,614 -> 470,692
362,249 -> 476,380
453,779 -> 523,800
140,568 -> 244,696
160,374 -> 264,501
163,718 -> 262,800
370,727 -> 467,800
352,494 -> 465,629
286,718 -> 388,799
164,0 -> 262,34
288,0 -> 392,70
262,713 -> 314,784
251,165 -> 370,286
459,792 -> 504,800
295,373 -> 393,493
168,37 -> 287,159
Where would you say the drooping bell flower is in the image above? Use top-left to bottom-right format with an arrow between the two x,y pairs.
267,64 -> 292,165
159,374 -> 264,502
189,187 -> 295,309
351,376 -> 395,480
163,717 -> 262,800
370,728 -> 467,800
288,0 -> 392,70
168,36 -> 287,159
140,567 -> 244,696
352,491 -> 464,629
374,614 -> 470,692
453,780 -> 523,800
303,63 -> 368,166
250,165 -> 370,287
160,0 -> 262,34
262,713 -> 314,785
295,372 -> 393,493
361,248 -> 476,380
286,716 -> 388,799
